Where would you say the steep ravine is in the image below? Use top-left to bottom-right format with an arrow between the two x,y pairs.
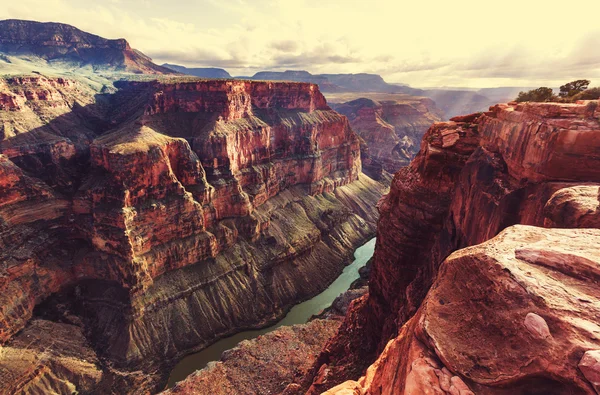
164,238 -> 376,393
0,75 -> 389,394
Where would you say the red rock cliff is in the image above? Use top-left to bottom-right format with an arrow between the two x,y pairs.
0,75 -> 386,393
332,97 -> 443,173
308,99 -> 600,394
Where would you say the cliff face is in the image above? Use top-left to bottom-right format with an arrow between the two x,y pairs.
309,99 -> 600,393
0,19 -> 172,74
329,226 -> 600,395
0,75 -> 387,393
332,98 -> 443,173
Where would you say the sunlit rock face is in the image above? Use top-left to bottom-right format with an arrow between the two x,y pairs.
0,75 -> 388,393
326,226 -> 600,395
332,97 -> 443,173
306,100 -> 600,393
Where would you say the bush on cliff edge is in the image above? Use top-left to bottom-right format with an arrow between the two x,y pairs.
515,80 -> 599,103
515,87 -> 556,103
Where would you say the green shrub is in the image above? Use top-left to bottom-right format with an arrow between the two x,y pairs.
571,87 -> 600,101
515,87 -> 556,103
559,79 -> 590,98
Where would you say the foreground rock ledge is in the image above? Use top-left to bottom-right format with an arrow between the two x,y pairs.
327,225 -> 600,394
305,99 -> 600,392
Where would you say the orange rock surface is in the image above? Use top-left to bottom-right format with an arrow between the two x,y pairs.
327,226 -> 600,394
307,100 -> 600,393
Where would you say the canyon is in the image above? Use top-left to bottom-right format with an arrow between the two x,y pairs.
2,17 -> 600,395
331,97 -> 443,173
0,71 -> 388,393
163,98 -> 600,395
172,68 -> 508,120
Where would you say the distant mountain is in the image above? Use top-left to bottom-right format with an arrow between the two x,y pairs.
251,70 -> 341,91
225,68 -> 520,119
162,63 -> 231,79
247,70 -> 426,94
321,73 -> 420,95
0,19 -> 172,74
253,70 -> 325,82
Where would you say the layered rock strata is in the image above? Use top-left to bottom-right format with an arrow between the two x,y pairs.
307,99 -> 600,393
0,75 -> 387,393
332,98 -> 442,173
162,257 -> 374,395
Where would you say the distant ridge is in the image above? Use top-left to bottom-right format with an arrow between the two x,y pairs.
247,70 -> 424,94
162,63 -> 231,79
0,19 -> 172,74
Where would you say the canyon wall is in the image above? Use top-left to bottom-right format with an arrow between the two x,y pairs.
307,100 -> 600,394
0,75 -> 387,393
332,97 -> 442,173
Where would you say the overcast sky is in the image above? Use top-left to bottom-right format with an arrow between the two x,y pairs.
2,0 -> 600,88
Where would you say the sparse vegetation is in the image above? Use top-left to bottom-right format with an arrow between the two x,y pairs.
514,80 -> 600,103
572,87 -> 600,101
515,87 -> 555,103
559,79 -> 590,98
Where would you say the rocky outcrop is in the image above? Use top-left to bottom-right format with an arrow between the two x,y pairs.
544,185 -> 600,228
332,98 -> 442,173
0,19 -> 172,74
0,317 -> 154,394
0,75 -> 387,393
327,226 -> 600,394
0,319 -> 105,394
306,99 -> 600,393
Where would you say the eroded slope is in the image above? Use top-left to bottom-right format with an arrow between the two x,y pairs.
0,75 -> 388,393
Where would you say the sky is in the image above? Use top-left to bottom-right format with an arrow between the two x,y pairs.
2,0 -> 600,88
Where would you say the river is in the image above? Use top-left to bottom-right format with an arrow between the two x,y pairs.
166,237 -> 376,388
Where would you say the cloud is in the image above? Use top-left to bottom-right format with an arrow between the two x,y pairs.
269,40 -> 299,53
2,0 -> 600,87
376,60 -> 451,74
